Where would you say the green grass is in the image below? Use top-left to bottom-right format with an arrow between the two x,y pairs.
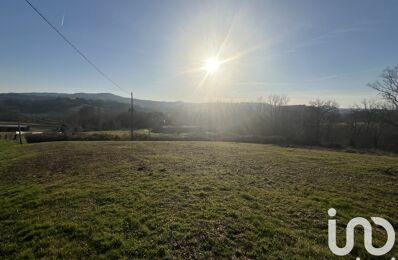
0,140 -> 397,259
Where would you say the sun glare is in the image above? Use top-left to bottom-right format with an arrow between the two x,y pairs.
204,57 -> 221,74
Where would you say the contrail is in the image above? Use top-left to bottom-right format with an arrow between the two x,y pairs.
61,14 -> 64,26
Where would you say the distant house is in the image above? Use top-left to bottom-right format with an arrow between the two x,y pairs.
0,124 -> 30,132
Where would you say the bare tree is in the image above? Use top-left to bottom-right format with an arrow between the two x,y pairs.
368,66 -> 398,110
348,104 -> 363,147
254,96 -> 267,116
360,99 -> 386,148
267,95 -> 289,134
308,99 -> 339,143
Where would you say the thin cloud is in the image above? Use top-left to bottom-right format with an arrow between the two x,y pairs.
285,20 -> 384,53
305,67 -> 383,82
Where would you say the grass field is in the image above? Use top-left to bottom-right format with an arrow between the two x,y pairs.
0,140 -> 397,259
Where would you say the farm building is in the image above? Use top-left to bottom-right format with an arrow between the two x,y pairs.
0,124 -> 30,132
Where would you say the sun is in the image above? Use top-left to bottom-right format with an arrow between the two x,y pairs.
204,57 -> 221,74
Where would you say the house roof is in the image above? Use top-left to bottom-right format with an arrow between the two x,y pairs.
0,124 -> 29,128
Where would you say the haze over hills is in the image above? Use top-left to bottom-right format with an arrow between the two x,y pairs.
0,92 -> 267,133
0,92 -> 186,112
0,92 -> 278,114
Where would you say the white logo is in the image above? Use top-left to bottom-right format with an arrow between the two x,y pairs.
328,208 -> 395,259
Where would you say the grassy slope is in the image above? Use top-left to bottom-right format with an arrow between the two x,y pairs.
0,140 -> 397,259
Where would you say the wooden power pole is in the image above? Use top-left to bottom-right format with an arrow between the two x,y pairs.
130,92 -> 134,140
17,114 -> 22,144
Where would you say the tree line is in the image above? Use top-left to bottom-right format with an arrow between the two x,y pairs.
249,66 -> 398,151
0,97 -> 165,132
163,66 -> 398,152
1,66 -> 397,151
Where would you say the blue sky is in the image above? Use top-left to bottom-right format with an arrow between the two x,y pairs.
0,0 -> 397,106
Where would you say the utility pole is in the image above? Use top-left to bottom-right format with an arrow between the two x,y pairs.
17,114 -> 22,144
130,92 -> 134,140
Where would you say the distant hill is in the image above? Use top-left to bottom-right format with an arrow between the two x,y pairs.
0,92 -> 268,132
0,92 -> 173,130
0,92 -> 187,112
0,92 -> 275,115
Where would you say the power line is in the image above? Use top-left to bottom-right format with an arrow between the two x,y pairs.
24,0 -> 129,94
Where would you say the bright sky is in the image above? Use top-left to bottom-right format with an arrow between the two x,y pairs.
1,0 -> 398,107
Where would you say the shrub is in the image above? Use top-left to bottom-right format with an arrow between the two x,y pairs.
25,133 -> 116,143
25,133 -> 67,143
